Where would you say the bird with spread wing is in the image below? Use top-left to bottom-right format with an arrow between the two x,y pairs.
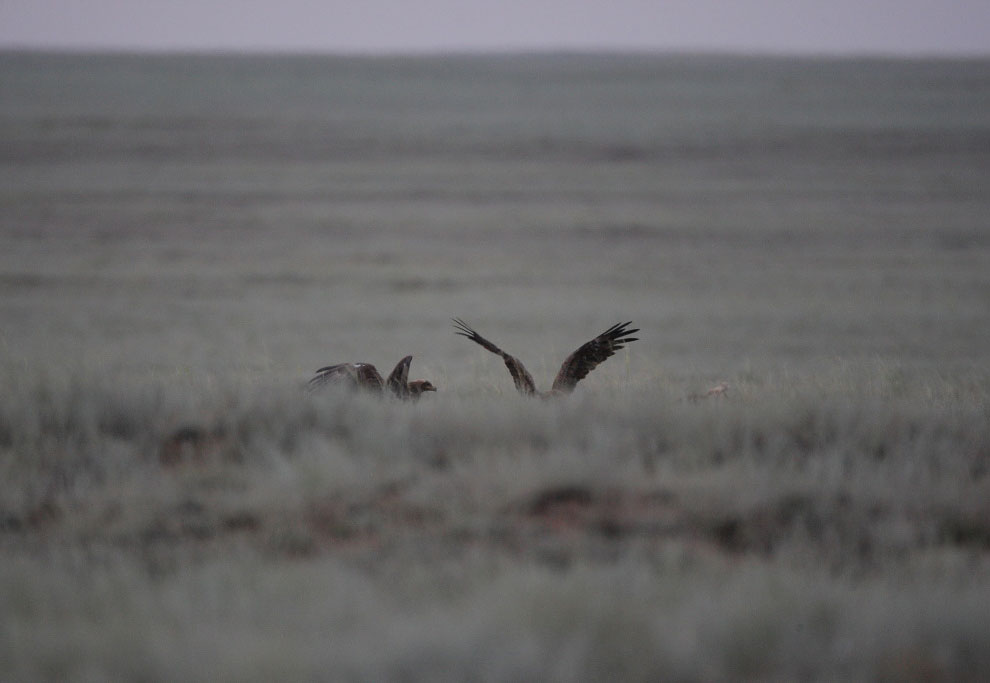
307,355 -> 436,400
452,318 -> 638,397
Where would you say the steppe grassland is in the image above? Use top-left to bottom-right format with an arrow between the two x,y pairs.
2,361 -> 989,680
2,53 -> 990,680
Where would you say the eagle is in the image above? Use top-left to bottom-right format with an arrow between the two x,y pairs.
452,318 -> 638,397
307,355 -> 436,400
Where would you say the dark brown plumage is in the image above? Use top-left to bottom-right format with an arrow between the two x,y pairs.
307,355 -> 436,400
452,318 -> 638,398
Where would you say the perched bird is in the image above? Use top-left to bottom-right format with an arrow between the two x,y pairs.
452,318 -> 638,398
307,355 -> 436,400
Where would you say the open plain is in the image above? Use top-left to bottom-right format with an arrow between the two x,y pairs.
2,52 -> 989,680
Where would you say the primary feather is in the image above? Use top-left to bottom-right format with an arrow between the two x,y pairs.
452,318 -> 638,397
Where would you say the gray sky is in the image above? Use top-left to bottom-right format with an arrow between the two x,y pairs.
2,0 -> 988,55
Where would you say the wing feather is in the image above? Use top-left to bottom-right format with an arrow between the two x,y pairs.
452,318 -> 537,395
550,321 -> 639,394
353,363 -> 385,391
386,355 -> 413,397
308,362 -> 384,393
307,363 -> 354,392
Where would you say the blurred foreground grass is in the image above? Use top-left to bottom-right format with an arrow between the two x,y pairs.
2,365 -> 988,681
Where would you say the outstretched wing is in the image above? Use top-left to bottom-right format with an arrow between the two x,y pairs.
550,321 -> 639,394
452,318 -> 537,395
385,355 -> 413,397
308,362 -> 384,393
353,363 -> 386,391
308,363 -> 353,392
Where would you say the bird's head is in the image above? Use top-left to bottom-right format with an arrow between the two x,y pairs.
408,380 -> 437,398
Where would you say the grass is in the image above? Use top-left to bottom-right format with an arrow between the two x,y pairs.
3,52 -> 990,681
2,365 -> 989,680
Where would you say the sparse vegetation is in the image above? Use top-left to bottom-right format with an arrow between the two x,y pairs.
2,368 -> 988,680
2,52 -> 989,680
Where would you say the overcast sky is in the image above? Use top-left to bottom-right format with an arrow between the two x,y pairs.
2,0 -> 988,56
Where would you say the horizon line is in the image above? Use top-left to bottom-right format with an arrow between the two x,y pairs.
3,43 -> 989,61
